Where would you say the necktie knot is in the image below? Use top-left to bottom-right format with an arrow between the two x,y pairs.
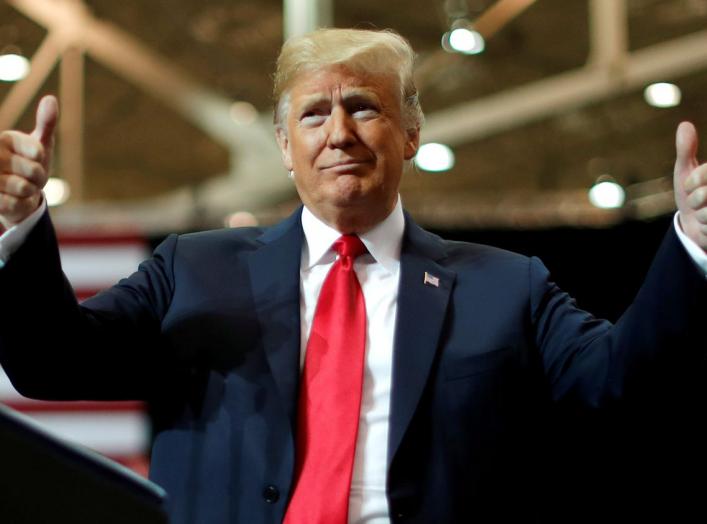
333,234 -> 367,260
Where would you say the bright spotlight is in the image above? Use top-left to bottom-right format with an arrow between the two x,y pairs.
45,178 -> 71,207
415,143 -> 455,172
448,28 -> 485,55
588,180 -> 625,209
644,82 -> 681,108
0,54 -> 30,82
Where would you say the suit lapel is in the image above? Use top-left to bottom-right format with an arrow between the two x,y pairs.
387,215 -> 455,468
247,208 -> 304,430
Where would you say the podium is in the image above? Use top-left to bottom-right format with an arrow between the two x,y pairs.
0,403 -> 168,523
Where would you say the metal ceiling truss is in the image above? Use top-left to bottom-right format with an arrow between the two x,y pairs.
1,0 -> 703,231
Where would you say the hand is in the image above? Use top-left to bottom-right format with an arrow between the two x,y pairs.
674,121 -> 707,252
0,95 -> 58,231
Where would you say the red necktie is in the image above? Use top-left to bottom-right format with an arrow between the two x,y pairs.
284,235 -> 367,524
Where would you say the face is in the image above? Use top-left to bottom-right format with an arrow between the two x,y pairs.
276,65 -> 419,233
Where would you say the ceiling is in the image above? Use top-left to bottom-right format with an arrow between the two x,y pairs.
1,0 -> 706,233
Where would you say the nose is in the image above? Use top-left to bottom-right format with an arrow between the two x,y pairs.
326,107 -> 357,149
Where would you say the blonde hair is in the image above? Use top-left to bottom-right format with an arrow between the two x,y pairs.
273,28 -> 424,131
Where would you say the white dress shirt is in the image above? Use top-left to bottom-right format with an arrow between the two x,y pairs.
300,198 -> 404,524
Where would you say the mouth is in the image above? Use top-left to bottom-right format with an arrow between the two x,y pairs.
321,159 -> 372,173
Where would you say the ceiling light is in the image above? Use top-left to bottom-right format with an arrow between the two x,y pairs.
45,178 -> 71,206
0,53 -> 30,82
415,143 -> 455,172
448,27 -> 485,55
644,82 -> 681,108
588,179 -> 625,209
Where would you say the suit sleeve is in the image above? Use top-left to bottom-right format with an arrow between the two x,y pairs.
531,226 -> 707,407
0,208 -> 181,401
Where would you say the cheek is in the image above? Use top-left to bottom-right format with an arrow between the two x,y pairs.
291,133 -> 324,165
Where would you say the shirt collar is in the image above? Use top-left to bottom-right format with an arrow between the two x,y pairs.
301,195 -> 404,274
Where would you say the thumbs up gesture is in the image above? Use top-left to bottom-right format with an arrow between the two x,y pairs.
674,121 -> 707,252
0,95 -> 58,230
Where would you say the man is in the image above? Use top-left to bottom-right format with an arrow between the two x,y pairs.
0,28 -> 706,524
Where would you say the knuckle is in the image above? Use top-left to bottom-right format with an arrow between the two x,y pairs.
17,179 -> 33,197
697,187 -> 707,204
690,187 -> 707,208
0,193 -> 17,214
28,162 -> 44,183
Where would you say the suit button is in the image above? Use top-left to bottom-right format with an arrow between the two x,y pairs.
262,485 -> 280,504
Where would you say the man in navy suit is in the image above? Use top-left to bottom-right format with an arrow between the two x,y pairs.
1,28 -> 706,524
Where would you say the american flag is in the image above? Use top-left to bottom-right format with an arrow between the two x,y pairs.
0,229 -> 153,476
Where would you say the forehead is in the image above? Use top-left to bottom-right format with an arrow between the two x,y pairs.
288,65 -> 400,106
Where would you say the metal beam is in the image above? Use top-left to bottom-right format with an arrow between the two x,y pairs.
59,44 -> 84,202
0,32 -> 62,129
283,0 -> 333,40
588,0 -> 628,68
422,28 -> 707,146
7,0 -> 289,221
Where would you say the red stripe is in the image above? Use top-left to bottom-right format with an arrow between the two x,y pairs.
106,454 -> 151,478
2,400 -> 146,413
76,289 -> 103,302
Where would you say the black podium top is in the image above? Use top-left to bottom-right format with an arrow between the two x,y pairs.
0,403 -> 168,523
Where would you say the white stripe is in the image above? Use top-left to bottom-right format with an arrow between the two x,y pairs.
25,411 -> 149,456
59,244 -> 149,288
0,367 -> 23,401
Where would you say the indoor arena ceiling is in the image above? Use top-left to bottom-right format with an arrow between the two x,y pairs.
1,0 -> 707,233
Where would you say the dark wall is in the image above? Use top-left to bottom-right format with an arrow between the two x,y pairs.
431,214 -> 675,323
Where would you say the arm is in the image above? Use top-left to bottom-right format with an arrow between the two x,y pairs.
0,205 -> 180,401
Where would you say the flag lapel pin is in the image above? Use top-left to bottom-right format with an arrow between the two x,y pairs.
423,271 -> 440,287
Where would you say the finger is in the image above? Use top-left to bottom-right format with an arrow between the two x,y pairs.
8,155 -> 45,185
5,154 -> 46,185
694,207 -> 707,225
685,163 -> 707,194
0,173 -> 40,198
0,192 -> 41,223
687,185 -> 707,211
674,121 -> 699,180
0,130 -> 44,162
30,95 -> 59,149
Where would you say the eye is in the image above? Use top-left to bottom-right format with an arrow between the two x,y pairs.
351,103 -> 378,118
300,109 -> 328,127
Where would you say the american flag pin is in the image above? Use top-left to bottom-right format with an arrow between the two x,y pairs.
423,272 -> 440,287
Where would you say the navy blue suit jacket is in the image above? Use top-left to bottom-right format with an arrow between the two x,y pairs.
0,207 -> 705,523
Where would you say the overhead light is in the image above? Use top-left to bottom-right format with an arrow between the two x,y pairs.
415,143 -> 455,172
0,53 -> 30,82
644,82 -> 681,108
448,27 -> 485,55
588,178 -> 625,209
45,177 -> 71,207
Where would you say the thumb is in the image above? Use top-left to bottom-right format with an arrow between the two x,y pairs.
674,121 -> 699,181
30,94 -> 59,148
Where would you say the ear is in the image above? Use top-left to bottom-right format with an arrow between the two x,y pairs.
275,127 -> 293,171
403,126 -> 420,161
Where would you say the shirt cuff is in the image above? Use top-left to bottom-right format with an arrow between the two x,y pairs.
673,211 -> 707,279
0,195 -> 48,269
